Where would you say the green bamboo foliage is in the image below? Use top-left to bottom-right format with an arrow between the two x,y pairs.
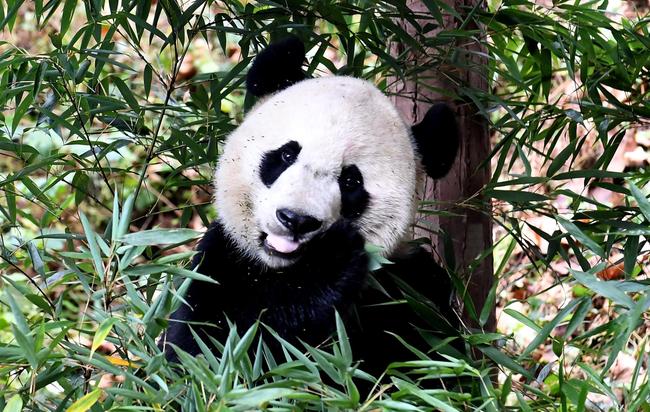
0,0 -> 648,409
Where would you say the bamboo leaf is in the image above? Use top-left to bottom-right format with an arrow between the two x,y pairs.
557,216 -> 605,258
60,0 -> 77,36
546,138 -> 577,177
112,76 -> 141,113
2,395 -> 22,412
480,346 -> 533,379
121,228 -> 200,246
65,389 -> 102,412
116,193 -> 135,239
628,181 -> 650,223
335,310 -> 352,365
486,189 -> 549,203
570,269 -> 635,309
0,0 -> 25,31
90,318 -> 116,358
144,64 -> 152,98
521,298 -> 583,357
79,211 -> 105,280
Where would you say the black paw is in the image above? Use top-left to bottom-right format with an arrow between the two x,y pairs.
298,220 -> 368,275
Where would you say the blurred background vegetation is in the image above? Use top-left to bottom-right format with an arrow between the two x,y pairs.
0,0 -> 650,410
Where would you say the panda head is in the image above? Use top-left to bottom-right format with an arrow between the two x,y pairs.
215,37 -> 458,268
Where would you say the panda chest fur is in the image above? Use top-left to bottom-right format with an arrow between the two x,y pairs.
180,218 -> 370,343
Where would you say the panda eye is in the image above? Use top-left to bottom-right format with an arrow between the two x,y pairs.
259,141 -> 301,187
339,164 -> 369,219
281,147 -> 298,164
339,165 -> 363,191
342,175 -> 361,190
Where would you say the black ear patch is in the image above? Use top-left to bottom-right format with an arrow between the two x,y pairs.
246,36 -> 307,98
411,103 -> 459,179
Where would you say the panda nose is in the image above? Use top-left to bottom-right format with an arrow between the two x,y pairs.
276,208 -> 322,235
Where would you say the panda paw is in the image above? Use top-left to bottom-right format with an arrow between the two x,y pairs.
299,220 -> 368,275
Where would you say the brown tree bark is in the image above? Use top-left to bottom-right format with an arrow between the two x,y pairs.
390,0 -> 495,332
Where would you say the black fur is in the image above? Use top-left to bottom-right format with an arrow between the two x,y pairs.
246,36 -> 306,97
339,165 -> 370,219
411,103 -> 459,179
162,219 -> 457,378
259,140 -> 301,187
162,219 -> 368,359
351,246 -> 460,376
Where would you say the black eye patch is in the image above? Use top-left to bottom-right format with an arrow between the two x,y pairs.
339,164 -> 369,219
259,141 -> 301,187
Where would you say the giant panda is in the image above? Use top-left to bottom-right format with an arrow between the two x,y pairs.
161,36 -> 461,377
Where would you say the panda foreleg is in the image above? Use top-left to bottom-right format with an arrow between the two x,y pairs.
161,220 -> 372,360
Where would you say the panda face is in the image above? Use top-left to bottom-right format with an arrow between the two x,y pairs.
216,77 -> 417,268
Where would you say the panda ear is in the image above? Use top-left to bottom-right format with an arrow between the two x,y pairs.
246,35 -> 307,98
411,103 -> 459,179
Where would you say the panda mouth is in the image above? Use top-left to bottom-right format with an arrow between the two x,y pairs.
261,232 -> 304,258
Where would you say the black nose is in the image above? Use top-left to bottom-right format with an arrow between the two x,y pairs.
276,208 -> 322,235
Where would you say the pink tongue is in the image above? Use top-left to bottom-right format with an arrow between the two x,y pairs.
266,233 -> 300,253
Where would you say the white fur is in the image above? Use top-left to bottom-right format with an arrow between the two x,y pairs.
215,77 -> 417,267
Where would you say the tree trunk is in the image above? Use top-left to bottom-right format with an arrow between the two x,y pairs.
390,0 -> 495,332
